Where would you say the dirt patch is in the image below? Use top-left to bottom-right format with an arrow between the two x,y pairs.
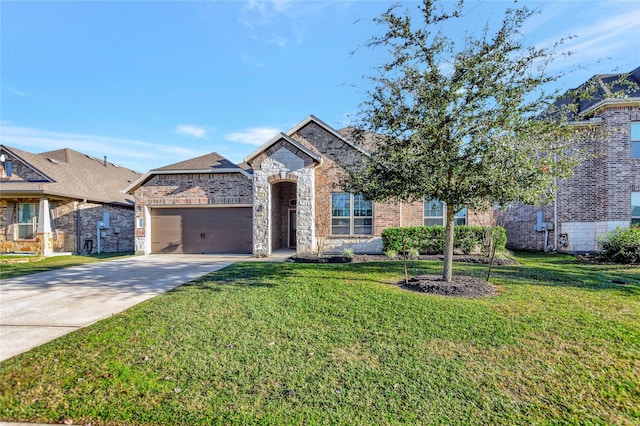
401,274 -> 497,298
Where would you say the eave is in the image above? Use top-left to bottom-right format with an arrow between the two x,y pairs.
244,131 -> 323,164
579,97 -> 640,118
124,167 -> 252,194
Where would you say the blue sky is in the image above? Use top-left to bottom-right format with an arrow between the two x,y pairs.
2,0 -> 639,172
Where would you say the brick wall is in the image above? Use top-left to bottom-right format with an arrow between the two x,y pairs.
77,202 -> 135,253
292,122 -> 408,240
506,104 -> 640,252
0,198 -> 133,254
0,149 -> 48,181
133,172 -> 253,253
504,203 -> 555,251
135,173 -> 252,207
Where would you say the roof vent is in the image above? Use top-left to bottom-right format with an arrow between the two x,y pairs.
47,157 -> 59,164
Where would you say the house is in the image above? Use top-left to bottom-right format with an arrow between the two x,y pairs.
505,66 -> 640,253
127,115 -> 488,256
0,145 -> 141,256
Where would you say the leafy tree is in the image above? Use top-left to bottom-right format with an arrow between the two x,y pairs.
346,0 -> 596,282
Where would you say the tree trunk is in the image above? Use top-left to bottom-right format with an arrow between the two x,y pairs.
442,204 -> 455,282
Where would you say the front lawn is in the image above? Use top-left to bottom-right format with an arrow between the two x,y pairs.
1,253 -> 638,425
0,252 -> 133,280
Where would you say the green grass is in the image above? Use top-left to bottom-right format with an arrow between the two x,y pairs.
0,252 -> 133,280
1,253 -> 638,425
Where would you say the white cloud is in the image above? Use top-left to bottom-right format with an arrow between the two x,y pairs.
238,0 -> 316,48
2,86 -> 28,97
226,127 -> 279,146
532,4 -> 640,75
0,124 -> 202,172
175,124 -> 208,138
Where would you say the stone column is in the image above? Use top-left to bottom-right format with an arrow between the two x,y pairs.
252,171 -> 271,256
296,168 -> 315,254
36,198 -> 54,256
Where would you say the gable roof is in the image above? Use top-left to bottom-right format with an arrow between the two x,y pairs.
243,115 -> 370,164
244,132 -> 322,164
337,127 -> 383,152
555,65 -> 640,119
152,152 -> 242,171
124,151 -> 251,193
0,145 -> 141,206
288,115 -> 370,156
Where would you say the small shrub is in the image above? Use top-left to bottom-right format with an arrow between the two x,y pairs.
598,226 -> 640,264
341,248 -> 355,259
384,249 -> 398,259
407,248 -> 420,259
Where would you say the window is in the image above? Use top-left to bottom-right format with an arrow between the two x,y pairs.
331,193 -> 373,235
632,192 -> 640,226
455,208 -> 468,226
632,122 -> 640,159
424,199 -> 444,226
424,199 -> 467,226
17,203 -> 39,239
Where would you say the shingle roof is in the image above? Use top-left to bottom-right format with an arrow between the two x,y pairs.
554,65 -> 640,119
0,145 -> 141,206
152,152 -> 244,171
337,127 -> 384,153
124,152 -> 251,194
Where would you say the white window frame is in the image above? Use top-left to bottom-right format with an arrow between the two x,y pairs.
17,203 -> 39,240
331,193 -> 373,235
424,198 -> 467,226
632,192 -> 640,226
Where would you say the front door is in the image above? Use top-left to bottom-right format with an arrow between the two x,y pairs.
289,209 -> 297,248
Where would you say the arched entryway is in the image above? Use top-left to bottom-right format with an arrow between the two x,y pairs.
271,181 -> 297,251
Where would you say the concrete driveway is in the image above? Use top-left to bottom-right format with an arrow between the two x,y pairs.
0,253 -> 288,362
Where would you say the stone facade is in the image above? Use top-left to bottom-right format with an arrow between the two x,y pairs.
249,141 -> 317,255
506,105 -> 640,253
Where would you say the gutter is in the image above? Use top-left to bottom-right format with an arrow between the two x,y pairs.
124,167 -> 252,194
578,97 -> 640,118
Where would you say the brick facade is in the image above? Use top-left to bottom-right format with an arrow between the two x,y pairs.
0,198 -> 134,254
132,116 -> 514,256
1,145 -> 139,255
506,105 -> 640,253
132,172 -> 253,254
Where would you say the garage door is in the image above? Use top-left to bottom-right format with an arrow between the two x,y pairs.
151,207 -> 252,254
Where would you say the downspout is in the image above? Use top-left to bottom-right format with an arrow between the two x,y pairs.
76,201 -> 82,253
553,179 -> 558,252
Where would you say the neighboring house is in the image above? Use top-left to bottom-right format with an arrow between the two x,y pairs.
505,66 -> 640,253
127,115 -> 488,256
0,145 -> 141,255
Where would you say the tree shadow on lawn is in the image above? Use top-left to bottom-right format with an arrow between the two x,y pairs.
326,258 -> 640,296
169,262 -> 295,293
491,261 -> 639,295
169,258 -> 639,297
